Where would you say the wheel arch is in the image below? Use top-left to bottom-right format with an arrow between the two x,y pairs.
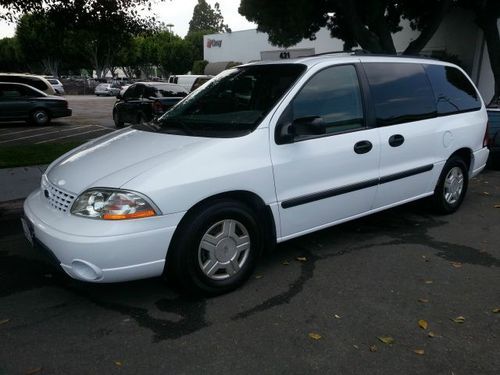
167,190 -> 277,260
449,147 -> 473,175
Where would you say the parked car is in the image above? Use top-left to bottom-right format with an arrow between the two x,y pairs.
23,55 -> 489,295
113,82 -> 188,128
0,82 -> 71,125
95,83 -> 121,96
0,73 -> 56,95
168,75 -> 213,92
44,77 -> 65,95
486,108 -> 500,168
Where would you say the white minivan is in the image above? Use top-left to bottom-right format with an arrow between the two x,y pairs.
23,55 -> 490,294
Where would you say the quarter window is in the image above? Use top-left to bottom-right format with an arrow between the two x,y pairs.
424,65 -> 481,115
292,65 -> 364,134
364,63 -> 436,126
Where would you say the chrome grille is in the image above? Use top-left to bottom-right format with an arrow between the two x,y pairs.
41,175 -> 76,213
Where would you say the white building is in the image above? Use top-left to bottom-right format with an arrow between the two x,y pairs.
204,9 -> 499,101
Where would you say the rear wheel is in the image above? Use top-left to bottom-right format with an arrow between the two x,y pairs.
113,110 -> 124,128
31,109 -> 50,126
166,200 -> 263,295
431,156 -> 468,214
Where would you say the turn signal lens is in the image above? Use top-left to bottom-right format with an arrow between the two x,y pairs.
102,209 -> 156,220
71,189 -> 160,220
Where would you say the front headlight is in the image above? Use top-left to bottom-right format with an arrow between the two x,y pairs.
71,189 -> 160,220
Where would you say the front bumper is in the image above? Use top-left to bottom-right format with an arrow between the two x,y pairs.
23,189 -> 184,283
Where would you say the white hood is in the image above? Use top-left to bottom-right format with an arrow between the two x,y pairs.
46,128 -> 217,194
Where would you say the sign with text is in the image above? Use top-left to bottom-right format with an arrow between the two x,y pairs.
207,39 -> 223,48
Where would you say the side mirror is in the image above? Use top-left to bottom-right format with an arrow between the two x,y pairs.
292,116 -> 326,136
276,116 -> 326,144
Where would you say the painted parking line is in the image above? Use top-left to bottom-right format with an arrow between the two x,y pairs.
0,127 -> 58,137
0,125 -> 94,144
35,128 -> 112,144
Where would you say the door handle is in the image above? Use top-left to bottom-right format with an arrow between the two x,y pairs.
388,134 -> 405,147
354,140 -> 373,154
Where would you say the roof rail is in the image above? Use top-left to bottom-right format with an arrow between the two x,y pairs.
301,49 -> 438,61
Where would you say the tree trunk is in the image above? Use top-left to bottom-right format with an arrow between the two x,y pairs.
404,0 -> 453,55
476,4 -> 500,104
336,1 -> 396,53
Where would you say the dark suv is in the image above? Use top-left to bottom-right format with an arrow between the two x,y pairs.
486,108 -> 500,168
112,82 -> 188,128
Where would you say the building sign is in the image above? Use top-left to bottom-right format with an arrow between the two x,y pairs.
207,39 -> 223,48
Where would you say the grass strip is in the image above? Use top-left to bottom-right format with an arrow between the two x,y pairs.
0,142 -> 84,168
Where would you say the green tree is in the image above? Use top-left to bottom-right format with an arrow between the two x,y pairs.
185,30 -> 208,61
188,0 -> 230,34
0,37 -> 23,72
239,0 -> 453,53
158,36 -> 194,76
0,0 -> 161,21
15,11 -> 69,76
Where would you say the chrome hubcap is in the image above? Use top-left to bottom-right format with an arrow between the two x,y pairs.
443,166 -> 464,204
35,111 -> 48,124
198,219 -> 250,280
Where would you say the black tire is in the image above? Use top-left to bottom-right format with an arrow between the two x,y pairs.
113,110 -> 124,128
431,156 -> 469,214
166,199 -> 263,295
31,109 -> 50,126
136,113 -> 146,125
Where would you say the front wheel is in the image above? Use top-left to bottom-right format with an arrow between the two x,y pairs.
166,200 -> 263,295
431,156 -> 468,214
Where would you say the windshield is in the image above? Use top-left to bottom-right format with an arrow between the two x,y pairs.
136,64 -> 306,138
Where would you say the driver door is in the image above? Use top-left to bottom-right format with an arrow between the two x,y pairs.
270,63 -> 381,239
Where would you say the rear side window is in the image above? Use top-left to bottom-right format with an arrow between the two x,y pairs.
363,63 -> 436,126
424,65 -> 481,115
0,76 -> 48,91
292,64 -> 364,134
152,84 -> 188,98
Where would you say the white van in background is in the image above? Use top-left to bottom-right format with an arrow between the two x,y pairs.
167,75 -> 213,92
0,73 -> 56,95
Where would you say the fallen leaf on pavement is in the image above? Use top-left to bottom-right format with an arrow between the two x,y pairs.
369,345 -> 378,352
377,336 -> 395,345
451,262 -> 463,268
255,275 -> 263,279
308,332 -> 322,340
418,298 -> 429,303
282,261 -> 290,265
492,308 -> 500,313
428,331 -> 439,338
353,345 -> 359,349
413,349 -> 425,355
418,319 -> 428,330
296,256 -> 307,262
483,191 -> 490,196
425,280 -> 433,284
25,368 -> 42,375
451,316 -> 465,324
114,361 -> 123,367
0,319 -> 9,325
494,205 -> 500,208
334,314 -> 341,319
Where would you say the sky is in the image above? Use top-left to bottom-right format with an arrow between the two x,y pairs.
0,0 -> 256,38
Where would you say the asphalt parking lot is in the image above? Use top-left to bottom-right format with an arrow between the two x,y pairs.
0,96 -> 116,146
0,170 -> 499,374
